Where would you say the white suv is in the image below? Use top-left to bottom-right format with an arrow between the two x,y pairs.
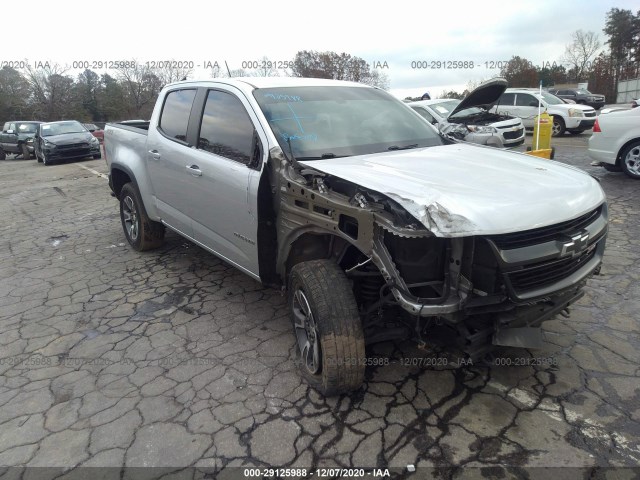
492,88 -> 597,136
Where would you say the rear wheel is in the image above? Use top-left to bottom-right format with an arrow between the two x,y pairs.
551,117 -> 566,137
119,182 -> 165,250
288,259 -> 365,396
620,141 -> 640,179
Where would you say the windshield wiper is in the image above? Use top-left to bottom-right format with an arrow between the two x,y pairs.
296,153 -> 345,160
387,144 -> 419,151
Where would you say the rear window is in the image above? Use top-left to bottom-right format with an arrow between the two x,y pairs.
159,89 -> 197,142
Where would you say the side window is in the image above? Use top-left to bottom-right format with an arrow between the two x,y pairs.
9,123 -> 16,132
515,94 -> 536,106
413,107 -> 436,124
197,90 -> 255,165
159,89 -> 196,142
498,93 -> 515,106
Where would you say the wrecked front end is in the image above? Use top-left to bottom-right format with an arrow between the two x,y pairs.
267,147 -> 608,360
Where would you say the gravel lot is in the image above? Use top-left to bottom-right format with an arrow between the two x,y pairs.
0,135 -> 638,479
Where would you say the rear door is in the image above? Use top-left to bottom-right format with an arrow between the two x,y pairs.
513,93 -> 540,128
185,86 -> 265,277
146,88 -> 198,237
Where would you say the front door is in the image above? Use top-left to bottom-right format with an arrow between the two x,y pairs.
186,87 -> 265,277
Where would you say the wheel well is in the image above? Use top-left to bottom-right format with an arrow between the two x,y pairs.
616,138 -> 640,166
110,168 -> 132,198
285,233 -> 352,280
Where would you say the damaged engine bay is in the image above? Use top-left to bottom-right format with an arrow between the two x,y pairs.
265,146 -> 608,361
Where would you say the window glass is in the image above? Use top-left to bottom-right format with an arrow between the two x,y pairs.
515,94 -> 536,106
198,90 -> 255,164
18,123 -> 39,134
159,89 -> 196,142
413,107 -> 436,124
254,86 -> 443,160
498,93 -> 515,106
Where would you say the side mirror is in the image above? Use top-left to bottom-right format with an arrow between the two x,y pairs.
6,129 -> 14,134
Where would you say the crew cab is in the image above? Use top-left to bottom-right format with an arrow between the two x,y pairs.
105,78 -> 608,395
0,121 -> 43,160
493,88 -> 597,136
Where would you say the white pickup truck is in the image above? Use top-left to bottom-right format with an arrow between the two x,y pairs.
105,77 -> 608,395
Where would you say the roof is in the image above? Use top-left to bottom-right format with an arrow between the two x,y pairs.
409,98 -> 460,106
166,77 -> 370,91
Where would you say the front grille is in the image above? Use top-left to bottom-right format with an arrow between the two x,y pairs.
58,143 -> 88,150
503,128 -> 524,140
496,123 -> 521,129
489,206 -> 602,249
584,111 -> 597,118
508,247 -> 597,292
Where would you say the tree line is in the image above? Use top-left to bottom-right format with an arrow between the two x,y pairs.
410,8 -> 639,101
1,8 -> 638,125
0,51 -> 389,125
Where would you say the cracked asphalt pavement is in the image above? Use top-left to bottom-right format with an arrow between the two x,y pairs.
0,137 -> 638,479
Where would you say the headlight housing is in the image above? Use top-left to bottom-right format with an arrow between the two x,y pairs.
90,136 -> 99,145
467,125 -> 497,134
568,108 -> 584,117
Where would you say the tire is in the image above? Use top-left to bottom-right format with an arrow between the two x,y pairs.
20,143 -> 30,159
119,182 -> 165,250
603,163 -> 621,172
620,141 -> 640,180
0,148 -> 5,160
551,117 -> 565,137
568,130 -> 585,135
93,154 -> 102,159
288,259 -> 365,396
42,151 -> 52,166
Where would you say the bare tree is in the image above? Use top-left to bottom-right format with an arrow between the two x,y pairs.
116,62 -> 162,118
249,56 -> 281,77
562,30 -> 601,81
24,63 -> 80,120
153,62 -> 194,85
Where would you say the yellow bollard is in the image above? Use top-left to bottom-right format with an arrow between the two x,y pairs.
532,112 -> 553,150
526,111 -> 554,159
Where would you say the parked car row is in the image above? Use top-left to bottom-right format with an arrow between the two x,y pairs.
0,120 -> 102,165
409,78 -> 526,148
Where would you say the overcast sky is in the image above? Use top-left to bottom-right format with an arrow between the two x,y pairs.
10,0 -> 638,98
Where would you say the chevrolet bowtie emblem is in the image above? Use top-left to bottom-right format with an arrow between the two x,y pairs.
560,232 -> 590,257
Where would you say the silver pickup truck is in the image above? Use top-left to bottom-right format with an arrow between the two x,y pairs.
105,78 -> 608,395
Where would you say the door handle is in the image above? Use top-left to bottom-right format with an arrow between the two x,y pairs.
186,165 -> 202,176
148,150 -> 161,160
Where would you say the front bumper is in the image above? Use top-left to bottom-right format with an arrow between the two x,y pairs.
45,144 -> 100,160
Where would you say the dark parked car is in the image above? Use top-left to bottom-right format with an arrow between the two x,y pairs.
34,120 -> 101,166
0,121 -> 43,160
548,88 -> 605,110
83,123 -> 104,143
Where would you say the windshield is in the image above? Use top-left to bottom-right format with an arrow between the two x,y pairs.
536,92 -> 565,105
434,99 -> 484,118
17,123 -> 39,134
575,89 -> 591,95
41,121 -> 87,137
253,86 -> 443,159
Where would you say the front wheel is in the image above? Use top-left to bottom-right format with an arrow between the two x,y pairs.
620,141 -> 640,179
552,117 -> 566,137
42,151 -> 51,166
288,260 -> 365,396
119,183 -> 165,250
